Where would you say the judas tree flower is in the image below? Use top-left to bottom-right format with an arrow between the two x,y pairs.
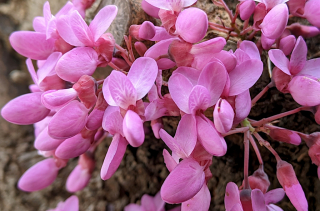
160,119 -> 212,209
47,195 -> 79,211
269,36 -> 320,106
168,62 -> 228,156
18,158 -> 67,192
10,1 -> 75,60
276,160 -> 308,211
55,5 -> 118,82
215,40 -> 263,130
225,182 -> 285,211
252,1 -> 288,46
103,57 -> 158,147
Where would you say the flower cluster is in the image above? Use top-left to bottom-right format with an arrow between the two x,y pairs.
1,0 -> 320,210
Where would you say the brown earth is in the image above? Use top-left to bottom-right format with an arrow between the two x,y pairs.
0,0 -> 319,210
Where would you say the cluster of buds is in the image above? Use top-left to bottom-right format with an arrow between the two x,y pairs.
1,0 -> 320,210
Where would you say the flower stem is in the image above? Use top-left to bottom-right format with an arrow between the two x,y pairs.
248,134 -> 263,165
250,106 -> 310,127
253,132 -> 281,162
251,81 -> 274,106
243,131 -> 250,189
223,126 -> 249,137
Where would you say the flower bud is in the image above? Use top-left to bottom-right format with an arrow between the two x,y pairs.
73,75 -> 97,109
214,98 -> 234,134
265,124 -> 301,145
18,158 -> 60,192
287,23 -> 320,38
276,160 -> 308,211
66,153 -> 95,192
279,35 -> 296,55
134,42 -> 148,57
239,0 -> 256,20
245,166 -> 270,193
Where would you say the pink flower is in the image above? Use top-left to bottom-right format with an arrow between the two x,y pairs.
269,36 -> 320,106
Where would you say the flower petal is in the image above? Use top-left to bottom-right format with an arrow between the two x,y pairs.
188,85 -> 211,114
288,75 -> 320,106
55,47 -> 99,82
127,57 -> 158,100
55,131 -> 93,159
34,127 -> 64,151
251,189 -> 268,211
9,31 -> 55,60
181,183 -> 211,211
123,110 -> 144,147
102,106 -> 124,136
161,158 -> 205,204
225,182 -> 241,211
48,100 -> 88,139
108,71 -> 137,109
174,114 -> 197,157
260,4 -> 288,39
196,115 -> 227,156
228,59 -> 263,96
289,36 -> 307,75
18,158 -> 59,192
175,8 -> 208,43
214,99 -> 234,134
168,73 -> 193,113
198,62 -> 228,106
1,92 -> 50,125
264,188 -> 285,204
69,10 -> 94,46
101,134 -> 128,180
89,5 -> 118,42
